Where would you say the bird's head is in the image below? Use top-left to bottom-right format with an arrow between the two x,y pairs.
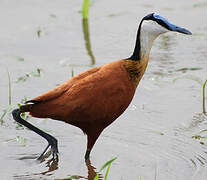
141,13 -> 192,36
134,13 -> 192,59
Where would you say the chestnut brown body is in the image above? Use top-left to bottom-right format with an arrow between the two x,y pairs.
21,59 -> 148,151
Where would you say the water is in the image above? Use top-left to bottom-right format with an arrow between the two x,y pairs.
1,0 -> 207,179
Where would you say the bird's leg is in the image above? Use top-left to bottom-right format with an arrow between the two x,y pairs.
85,149 -> 91,160
12,109 -> 58,160
85,131 -> 102,161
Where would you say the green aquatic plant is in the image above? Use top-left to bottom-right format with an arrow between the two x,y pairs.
0,105 -> 13,125
7,69 -> 12,105
0,69 -> 12,124
81,0 -> 96,65
192,129 -> 207,145
4,136 -> 27,146
37,28 -> 42,38
16,56 -> 24,61
193,2 -> 207,8
16,136 -> 27,146
82,0 -> 90,20
94,157 -> 117,180
202,79 -> 207,114
16,68 -> 42,83
15,97 -> 31,129
82,18 -> 95,65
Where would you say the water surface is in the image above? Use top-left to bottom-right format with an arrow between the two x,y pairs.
1,0 -> 207,179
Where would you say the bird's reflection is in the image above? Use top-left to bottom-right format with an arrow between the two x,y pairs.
40,157 -> 103,180
40,156 -> 59,175
15,154 -> 104,180
82,18 -> 96,65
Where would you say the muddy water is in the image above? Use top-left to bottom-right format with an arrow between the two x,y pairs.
1,0 -> 207,179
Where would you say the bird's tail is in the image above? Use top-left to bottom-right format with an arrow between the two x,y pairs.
19,104 -> 33,112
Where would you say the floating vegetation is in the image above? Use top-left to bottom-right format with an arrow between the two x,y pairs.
50,14 -> 57,18
16,136 -> 27,146
16,56 -> 24,61
16,68 -> 42,83
176,67 -> 202,73
173,75 -> 203,85
37,28 -> 42,38
193,2 -> 207,8
192,129 -> 207,145
37,27 -> 48,38
4,136 -> 27,146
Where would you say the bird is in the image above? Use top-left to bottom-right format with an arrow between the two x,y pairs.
12,13 -> 192,160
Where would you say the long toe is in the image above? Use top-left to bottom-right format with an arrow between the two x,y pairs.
37,144 -> 51,161
51,147 -> 59,159
50,139 -> 59,159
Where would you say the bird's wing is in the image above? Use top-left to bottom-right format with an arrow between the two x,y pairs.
26,66 -> 101,103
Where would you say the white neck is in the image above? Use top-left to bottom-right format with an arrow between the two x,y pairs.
140,20 -> 168,59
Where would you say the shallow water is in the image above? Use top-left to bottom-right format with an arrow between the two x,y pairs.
1,0 -> 207,179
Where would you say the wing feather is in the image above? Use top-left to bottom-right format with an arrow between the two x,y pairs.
29,66 -> 101,103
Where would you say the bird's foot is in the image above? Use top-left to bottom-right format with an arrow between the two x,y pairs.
37,138 -> 59,161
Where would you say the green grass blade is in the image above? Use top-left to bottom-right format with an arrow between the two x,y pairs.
104,164 -> 111,180
202,79 -> 207,114
154,166 -> 157,180
7,69 -> 12,105
93,174 -> 99,180
93,157 -> 117,180
199,129 -> 207,134
82,19 -> 95,65
0,105 -> 13,124
82,0 -> 90,19
173,75 -> 203,85
99,157 -> 117,172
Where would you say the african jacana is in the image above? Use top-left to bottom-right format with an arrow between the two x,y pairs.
12,13 -> 191,160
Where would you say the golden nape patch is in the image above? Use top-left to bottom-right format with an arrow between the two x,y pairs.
123,57 -> 149,87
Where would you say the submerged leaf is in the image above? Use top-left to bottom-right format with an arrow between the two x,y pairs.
37,29 -> 41,38
16,69 -> 42,83
173,75 -> 203,85
16,136 -> 27,146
